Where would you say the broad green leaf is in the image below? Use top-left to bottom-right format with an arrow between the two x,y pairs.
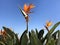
3,27 -> 15,39
57,30 -> 60,45
29,30 -> 42,45
0,41 -> 5,45
38,29 -> 44,40
46,38 -> 55,45
52,30 -> 59,40
49,22 -> 60,34
20,30 -> 28,45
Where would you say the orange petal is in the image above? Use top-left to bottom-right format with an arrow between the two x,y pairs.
29,4 -> 35,9
46,21 -> 52,27
24,4 -> 28,12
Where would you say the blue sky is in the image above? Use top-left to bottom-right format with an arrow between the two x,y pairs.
0,0 -> 60,36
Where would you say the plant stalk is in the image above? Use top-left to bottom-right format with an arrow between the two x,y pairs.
26,21 -> 28,32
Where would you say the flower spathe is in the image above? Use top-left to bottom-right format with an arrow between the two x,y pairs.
19,8 -> 28,22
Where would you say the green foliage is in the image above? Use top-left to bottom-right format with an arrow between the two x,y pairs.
38,29 -> 44,40
20,30 -> 28,45
29,30 -> 42,45
0,22 -> 60,45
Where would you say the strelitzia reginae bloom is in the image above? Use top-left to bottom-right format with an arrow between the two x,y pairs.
19,4 -> 35,22
44,21 -> 52,32
46,21 -> 52,28
19,3 -> 35,30
23,4 -> 35,15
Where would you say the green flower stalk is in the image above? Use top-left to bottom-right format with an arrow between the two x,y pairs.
19,7 -> 28,31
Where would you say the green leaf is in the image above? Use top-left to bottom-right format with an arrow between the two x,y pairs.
35,29 -> 38,37
38,29 -> 44,40
29,30 -> 42,45
3,26 -> 15,39
52,30 -> 59,40
49,22 -> 60,34
3,27 -> 18,45
0,41 -> 5,45
20,30 -> 28,45
46,38 -> 56,45
57,30 -> 60,45
14,34 -> 20,45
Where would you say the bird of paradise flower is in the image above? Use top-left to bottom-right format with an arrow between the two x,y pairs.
19,3 -> 35,31
45,21 -> 52,32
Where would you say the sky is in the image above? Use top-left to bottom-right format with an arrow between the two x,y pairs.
0,0 -> 60,36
